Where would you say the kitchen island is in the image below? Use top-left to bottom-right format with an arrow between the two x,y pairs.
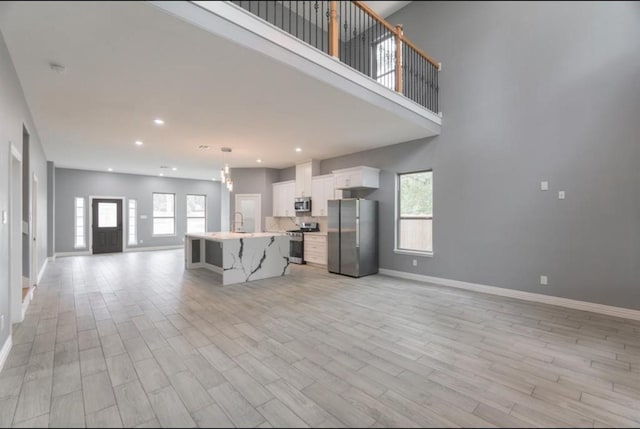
184,232 -> 290,285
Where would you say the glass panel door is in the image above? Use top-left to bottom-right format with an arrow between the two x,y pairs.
234,194 -> 262,233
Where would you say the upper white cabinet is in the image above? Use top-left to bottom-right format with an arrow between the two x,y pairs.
311,174 -> 336,217
272,180 -> 295,217
333,166 -> 380,190
295,160 -> 320,198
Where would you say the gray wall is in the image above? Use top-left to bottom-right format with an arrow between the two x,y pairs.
278,166 -> 295,182
55,168 -> 222,253
0,29 -> 48,347
229,168 -> 280,229
314,1 -> 640,309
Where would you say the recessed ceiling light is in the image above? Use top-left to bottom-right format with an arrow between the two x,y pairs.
159,173 -> 164,177
107,168 -> 113,172
295,148 -> 302,152
257,159 -> 262,163
211,178 -> 216,181
172,167 -> 177,171
135,140 -> 143,146
154,118 -> 165,125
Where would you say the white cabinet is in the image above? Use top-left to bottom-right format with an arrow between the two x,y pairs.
272,180 -> 295,217
333,166 -> 380,190
295,160 -> 319,198
304,234 -> 327,265
311,174 -> 337,217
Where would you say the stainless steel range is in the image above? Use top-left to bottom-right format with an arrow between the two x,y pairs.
286,222 -> 319,264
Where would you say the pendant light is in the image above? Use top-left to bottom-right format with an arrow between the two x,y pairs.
220,147 -> 233,191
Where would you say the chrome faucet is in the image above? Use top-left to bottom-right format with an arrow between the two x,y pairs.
231,211 -> 244,232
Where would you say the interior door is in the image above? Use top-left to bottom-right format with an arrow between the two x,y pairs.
31,174 -> 37,286
92,199 -> 123,254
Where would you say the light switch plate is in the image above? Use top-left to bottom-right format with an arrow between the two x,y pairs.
558,191 -> 566,200
540,181 -> 548,191
1,210 -> 6,224
540,275 -> 548,285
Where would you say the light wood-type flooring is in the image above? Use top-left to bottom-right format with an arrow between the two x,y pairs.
2,249 -> 640,427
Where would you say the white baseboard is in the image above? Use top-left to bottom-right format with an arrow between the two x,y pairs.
55,250 -> 91,258
125,245 -> 183,253
378,269 -> 640,322
0,335 -> 12,373
37,258 -> 48,284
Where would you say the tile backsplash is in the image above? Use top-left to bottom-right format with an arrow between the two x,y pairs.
264,216 -> 327,232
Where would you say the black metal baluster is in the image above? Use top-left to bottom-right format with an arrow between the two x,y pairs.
322,2 -> 326,53
358,9 -> 361,73
431,62 -> 435,110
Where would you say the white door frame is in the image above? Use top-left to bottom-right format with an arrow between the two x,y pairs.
30,173 -> 38,287
88,196 -> 127,254
234,193 -> 262,232
9,144 -> 23,323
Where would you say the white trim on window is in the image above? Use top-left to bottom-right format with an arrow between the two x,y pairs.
74,197 -> 86,249
394,170 -> 433,255
152,192 -> 176,237
186,194 -> 207,234
128,199 -> 138,245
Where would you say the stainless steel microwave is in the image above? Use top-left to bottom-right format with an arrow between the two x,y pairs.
294,197 -> 311,213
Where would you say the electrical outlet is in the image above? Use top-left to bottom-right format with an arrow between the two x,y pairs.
412,259 -> 417,267
558,191 -> 565,200
540,275 -> 548,286
540,181 -> 549,191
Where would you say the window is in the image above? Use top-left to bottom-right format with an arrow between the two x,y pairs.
396,171 -> 433,254
186,194 -> 206,234
74,197 -> 85,248
128,199 -> 137,245
152,193 -> 175,236
374,35 -> 396,90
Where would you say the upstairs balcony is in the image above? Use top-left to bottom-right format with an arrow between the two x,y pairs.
229,0 -> 440,114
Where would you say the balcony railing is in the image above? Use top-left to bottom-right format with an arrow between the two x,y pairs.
230,1 -> 440,113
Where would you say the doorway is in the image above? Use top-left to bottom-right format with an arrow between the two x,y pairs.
31,174 -> 38,288
92,198 -> 123,254
9,145 -> 23,323
234,194 -> 261,233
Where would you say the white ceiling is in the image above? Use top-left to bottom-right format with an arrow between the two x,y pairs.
365,1 -> 411,19
0,1 -> 424,181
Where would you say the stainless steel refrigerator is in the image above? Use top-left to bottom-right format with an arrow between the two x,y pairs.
328,199 -> 378,277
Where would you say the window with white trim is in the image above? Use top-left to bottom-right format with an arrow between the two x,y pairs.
74,197 -> 86,248
186,194 -> 206,234
152,193 -> 175,236
396,170 -> 433,254
374,35 -> 396,90
128,199 -> 137,245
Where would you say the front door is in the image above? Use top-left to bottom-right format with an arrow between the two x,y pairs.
92,199 -> 123,254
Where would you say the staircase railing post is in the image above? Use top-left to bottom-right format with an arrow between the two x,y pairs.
329,1 -> 339,58
395,24 -> 403,93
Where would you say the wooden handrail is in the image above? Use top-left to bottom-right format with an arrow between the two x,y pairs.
351,1 -> 398,35
402,36 -> 440,68
351,0 -> 439,69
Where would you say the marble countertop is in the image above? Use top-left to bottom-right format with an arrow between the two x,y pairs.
185,232 -> 288,241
